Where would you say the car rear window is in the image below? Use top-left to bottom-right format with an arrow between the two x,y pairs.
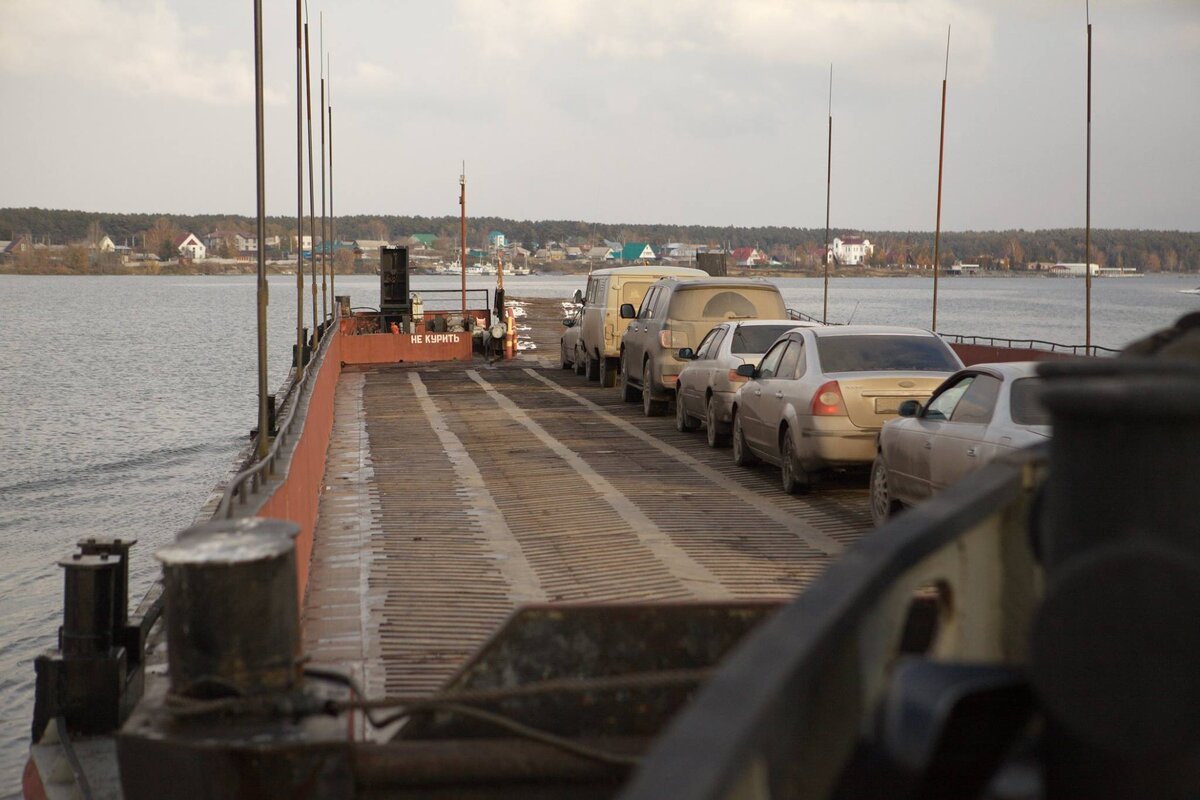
1010,378 -> 1050,426
668,287 -> 786,321
730,325 -> 796,355
815,335 -> 961,373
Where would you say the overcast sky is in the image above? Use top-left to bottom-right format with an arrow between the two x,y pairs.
1,0 -> 1196,231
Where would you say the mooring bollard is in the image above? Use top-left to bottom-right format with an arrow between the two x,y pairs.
157,517 -> 301,698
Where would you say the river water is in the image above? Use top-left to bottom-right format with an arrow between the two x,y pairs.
1,271 -> 1196,792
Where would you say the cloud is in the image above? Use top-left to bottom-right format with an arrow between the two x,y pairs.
0,0 -> 259,105
455,0 -> 993,84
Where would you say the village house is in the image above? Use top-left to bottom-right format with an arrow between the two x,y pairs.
409,233 -> 437,249
830,235 -> 874,266
620,243 -> 656,263
730,247 -> 767,267
174,233 -> 206,260
488,231 -> 506,249
587,246 -> 613,261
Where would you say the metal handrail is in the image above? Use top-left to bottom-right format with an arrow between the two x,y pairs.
939,331 -> 1119,357
215,307 -> 339,518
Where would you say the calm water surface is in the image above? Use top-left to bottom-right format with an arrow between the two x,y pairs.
1,272 -> 1196,792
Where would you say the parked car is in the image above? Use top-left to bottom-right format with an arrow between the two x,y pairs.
729,325 -> 964,493
869,361 -> 1050,525
619,278 -> 789,417
674,319 -> 819,447
559,304 -> 585,375
577,266 -> 708,387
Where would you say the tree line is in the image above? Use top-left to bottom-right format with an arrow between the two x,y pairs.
2,207 -> 1196,272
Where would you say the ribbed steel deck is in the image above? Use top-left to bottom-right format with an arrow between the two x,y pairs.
301,353 -> 871,713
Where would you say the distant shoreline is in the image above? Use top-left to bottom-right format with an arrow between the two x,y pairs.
1,264 -> 1189,278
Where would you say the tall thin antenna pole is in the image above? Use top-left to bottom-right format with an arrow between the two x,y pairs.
319,13 -> 328,324
328,54 -> 335,307
253,0 -> 269,459
1085,4 -> 1093,352
294,0 -> 304,380
459,163 -> 467,321
304,10 -> 318,348
932,25 -> 950,332
823,64 -> 833,325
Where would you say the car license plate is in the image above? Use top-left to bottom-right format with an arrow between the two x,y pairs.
875,397 -> 910,413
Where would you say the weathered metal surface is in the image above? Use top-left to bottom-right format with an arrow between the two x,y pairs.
302,339 -> 870,731
340,331 -> 473,365
401,602 -> 779,740
158,518 -> 301,698
352,738 -> 642,788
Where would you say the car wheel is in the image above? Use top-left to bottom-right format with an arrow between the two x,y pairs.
732,410 -> 758,467
780,430 -> 810,494
586,353 -> 600,381
600,357 -> 618,388
574,346 -> 586,375
870,454 -> 902,526
705,395 -> 730,448
675,388 -> 699,432
643,362 -> 667,417
621,355 -> 640,402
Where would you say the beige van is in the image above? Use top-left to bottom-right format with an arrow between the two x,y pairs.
578,266 -> 708,386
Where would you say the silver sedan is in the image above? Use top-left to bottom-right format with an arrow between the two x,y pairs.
729,326 -> 964,493
869,361 -> 1050,525
674,320 -> 816,447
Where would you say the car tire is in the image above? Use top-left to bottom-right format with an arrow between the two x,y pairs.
870,454 -> 902,526
586,354 -> 600,381
621,355 -> 640,403
732,410 -> 759,467
675,388 -> 699,432
643,362 -> 668,417
574,346 -> 586,376
780,430 -> 810,494
705,395 -> 730,448
600,357 -> 618,388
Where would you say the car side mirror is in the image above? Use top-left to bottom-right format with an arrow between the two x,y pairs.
572,289 -> 584,305
562,317 -> 576,328
898,400 -> 921,417
619,303 -> 636,319
735,364 -> 756,378
678,347 -> 695,360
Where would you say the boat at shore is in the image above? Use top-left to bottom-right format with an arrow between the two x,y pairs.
1181,286 -> 1200,294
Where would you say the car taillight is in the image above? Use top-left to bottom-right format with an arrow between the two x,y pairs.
811,380 -> 847,416
659,329 -> 687,349
729,368 -> 748,384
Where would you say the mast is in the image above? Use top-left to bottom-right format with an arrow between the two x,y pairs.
319,13 -> 328,324
932,25 -> 950,332
1085,6 -> 1093,352
823,65 -> 832,324
252,0 -> 269,459
328,54 -> 335,307
459,163 -> 467,322
294,0 -> 304,380
304,10 -> 318,348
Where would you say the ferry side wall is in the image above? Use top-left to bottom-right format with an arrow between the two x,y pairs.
257,331 -> 343,602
